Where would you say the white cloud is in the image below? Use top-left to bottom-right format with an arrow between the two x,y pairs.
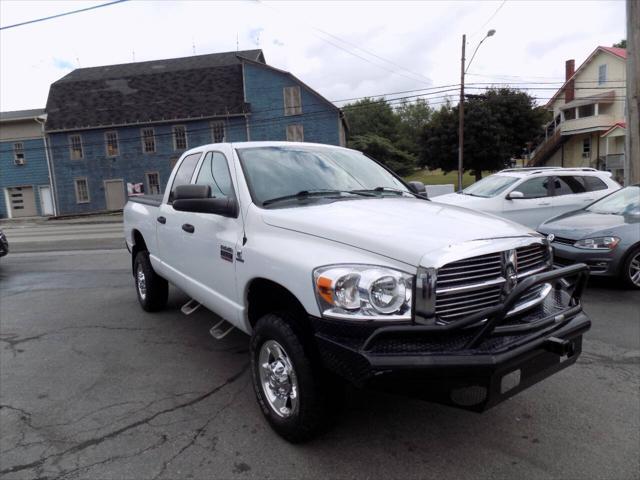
0,0 -> 626,111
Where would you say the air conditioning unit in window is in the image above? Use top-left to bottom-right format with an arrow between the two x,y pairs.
14,157 -> 25,166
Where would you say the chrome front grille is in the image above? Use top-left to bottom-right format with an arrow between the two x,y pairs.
436,283 -> 503,321
432,243 -> 550,323
516,244 -> 548,275
436,252 -> 502,289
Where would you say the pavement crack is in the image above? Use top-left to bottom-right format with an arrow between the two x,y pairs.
152,377 -> 250,479
0,363 -> 249,476
0,325 -> 155,354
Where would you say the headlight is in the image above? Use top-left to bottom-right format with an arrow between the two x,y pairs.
313,265 -> 413,321
574,236 -> 620,250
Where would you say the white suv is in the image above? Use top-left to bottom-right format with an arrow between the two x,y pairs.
434,168 -> 620,228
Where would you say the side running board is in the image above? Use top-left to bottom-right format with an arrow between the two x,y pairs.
210,319 -> 235,340
181,299 -> 201,315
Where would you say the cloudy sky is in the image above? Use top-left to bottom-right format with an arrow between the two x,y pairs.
0,0 -> 626,112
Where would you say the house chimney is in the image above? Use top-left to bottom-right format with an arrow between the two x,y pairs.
565,59 -> 575,103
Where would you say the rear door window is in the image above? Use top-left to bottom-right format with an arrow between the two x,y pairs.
516,177 -> 551,198
553,176 -> 587,196
169,152 -> 202,201
195,151 -> 235,199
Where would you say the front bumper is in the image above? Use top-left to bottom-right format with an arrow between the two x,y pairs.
312,264 -> 591,412
551,242 -> 620,276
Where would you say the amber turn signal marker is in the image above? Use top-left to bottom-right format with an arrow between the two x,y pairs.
317,276 -> 333,304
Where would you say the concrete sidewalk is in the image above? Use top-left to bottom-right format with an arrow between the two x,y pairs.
1,213 -> 125,253
0,212 -> 123,228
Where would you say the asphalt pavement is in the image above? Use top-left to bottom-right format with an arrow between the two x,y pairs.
0,222 -> 639,479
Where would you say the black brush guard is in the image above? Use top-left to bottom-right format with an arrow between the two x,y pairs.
312,263 -> 591,412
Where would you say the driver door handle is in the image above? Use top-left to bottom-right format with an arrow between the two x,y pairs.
157,216 -> 166,224
537,201 -> 551,206
182,223 -> 195,234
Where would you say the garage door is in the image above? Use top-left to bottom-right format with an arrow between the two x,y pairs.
104,179 -> 126,211
7,186 -> 37,217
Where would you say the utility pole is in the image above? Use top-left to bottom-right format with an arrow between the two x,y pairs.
457,30 -> 495,191
458,34 -> 466,192
626,0 -> 639,185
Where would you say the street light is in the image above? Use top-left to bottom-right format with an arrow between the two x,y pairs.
457,29 -> 496,191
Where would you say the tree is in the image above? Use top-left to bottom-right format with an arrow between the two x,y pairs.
343,97 -> 418,175
613,39 -> 627,48
349,134 -> 417,175
342,98 -> 400,141
395,98 -> 433,157
419,88 -> 549,180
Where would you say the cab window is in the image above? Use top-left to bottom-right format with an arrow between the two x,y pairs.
195,151 -> 235,199
169,152 -> 202,201
516,177 -> 551,198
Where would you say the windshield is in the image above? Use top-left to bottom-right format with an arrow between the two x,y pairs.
587,186 -> 640,215
462,175 -> 519,198
236,146 -> 410,206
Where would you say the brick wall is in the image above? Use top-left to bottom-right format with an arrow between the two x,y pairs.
0,137 -> 51,218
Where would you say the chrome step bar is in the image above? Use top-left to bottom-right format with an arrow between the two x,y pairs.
209,319 -> 235,340
181,298 -> 201,315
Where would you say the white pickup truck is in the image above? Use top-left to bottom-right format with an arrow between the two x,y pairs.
124,141 -> 591,442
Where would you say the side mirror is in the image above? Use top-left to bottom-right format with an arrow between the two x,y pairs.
172,184 -> 238,217
507,191 -> 524,200
173,196 -> 238,217
173,184 -> 211,200
408,181 -> 427,197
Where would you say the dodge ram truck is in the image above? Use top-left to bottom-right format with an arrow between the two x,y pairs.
124,141 -> 591,442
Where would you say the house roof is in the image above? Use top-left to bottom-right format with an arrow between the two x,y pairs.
599,46 -> 627,59
545,46 -> 627,108
601,122 -> 626,137
45,50 -> 265,132
0,108 -> 46,122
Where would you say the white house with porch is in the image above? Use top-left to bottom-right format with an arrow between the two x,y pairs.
528,46 -> 627,180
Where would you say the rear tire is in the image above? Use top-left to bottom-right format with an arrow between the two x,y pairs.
250,312 -> 336,443
133,251 -> 168,311
620,246 -> 640,289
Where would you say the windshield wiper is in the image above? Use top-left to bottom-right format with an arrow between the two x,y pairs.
262,189 -> 366,206
351,187 -> 407,196
351,186 -> 428,199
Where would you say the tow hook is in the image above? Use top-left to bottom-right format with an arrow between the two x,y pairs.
544,337 -> 576,357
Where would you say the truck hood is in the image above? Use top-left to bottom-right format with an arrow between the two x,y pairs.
260,197 -> 535,266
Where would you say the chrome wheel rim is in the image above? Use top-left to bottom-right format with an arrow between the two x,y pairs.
136,265 -> 147,300
258,340 -> 299,418
630,252 -> 640,287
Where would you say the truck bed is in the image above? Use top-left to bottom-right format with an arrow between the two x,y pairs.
127,195 -> 163,207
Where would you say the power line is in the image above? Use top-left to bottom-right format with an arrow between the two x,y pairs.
259,2 -> 433,85
255,0 -> 433,87
469,0 -> 507,39
1,92 -> 462,153
2,87 -> 626,156
0,77 -> 627,148
0,0 -> 128,31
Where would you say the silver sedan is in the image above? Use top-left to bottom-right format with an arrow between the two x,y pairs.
538,185 -> 640,289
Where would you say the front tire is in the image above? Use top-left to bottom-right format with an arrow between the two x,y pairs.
620,246 -> 640,289
250,312 -> 332,443
133,251 -> 168,311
